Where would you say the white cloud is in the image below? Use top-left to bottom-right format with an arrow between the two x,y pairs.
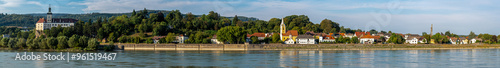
0,0 -> 44,13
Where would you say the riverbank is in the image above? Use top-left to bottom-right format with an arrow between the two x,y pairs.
106,43 -> 500,50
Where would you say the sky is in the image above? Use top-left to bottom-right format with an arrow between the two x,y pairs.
1,0 -> 500,35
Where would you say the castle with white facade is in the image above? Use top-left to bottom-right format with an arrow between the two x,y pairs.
35,5 -> 77,31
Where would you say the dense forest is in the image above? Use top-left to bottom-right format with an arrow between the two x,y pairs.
0,10 -> 258,27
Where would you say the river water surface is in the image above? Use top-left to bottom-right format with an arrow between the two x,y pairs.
2,49 -> 500,68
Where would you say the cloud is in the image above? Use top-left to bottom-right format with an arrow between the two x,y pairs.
0,0 -> 44,13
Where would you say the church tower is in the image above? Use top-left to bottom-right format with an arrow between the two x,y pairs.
47,4 -> 52,23
280,18 -> 286,40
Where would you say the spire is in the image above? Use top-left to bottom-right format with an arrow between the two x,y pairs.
48,4 -> 52,13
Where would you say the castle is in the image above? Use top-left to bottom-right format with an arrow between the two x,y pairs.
35,5 -> 77,31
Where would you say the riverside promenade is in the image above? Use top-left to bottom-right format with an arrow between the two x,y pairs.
102,43 -> 500,51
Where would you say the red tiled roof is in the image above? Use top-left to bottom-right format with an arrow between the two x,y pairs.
322,35 -> 335,39
283,30 -> 299,36
37,18 -> 46,23
373,36 -> 381,39
152,36 -> 165,40
360,34 -> 374,38
355,32 -> 371,37
247,33 -> 266,37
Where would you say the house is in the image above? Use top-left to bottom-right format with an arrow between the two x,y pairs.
419,38 -> 427,43
373,36 -> 383,43
406,36 -> 420,44
319,34 -> 335,43
2,34 -> 10,38
344,33 -> 355,38
246,33 -> 268,43
459,37 -> 468,44
284,38 -> 295,44
296,35 -> 316,44
175,35 -> 188,44
152,36 -> 165,44
470,38 -> 482,43
281,30 -> 299,42
449,37 -> 458,44
355,32 -> 370,38
211,35 -> 223,44
359,34 -> 374,44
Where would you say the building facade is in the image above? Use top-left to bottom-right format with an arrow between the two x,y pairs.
36,5 -> 77,31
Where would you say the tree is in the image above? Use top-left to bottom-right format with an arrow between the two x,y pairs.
388,33 -> 405,44
165,33 -> 176,43
319,19 -> 339,33
216,26 -> 246,44
16,38 -> 26,49
232,15 -> 239,26
468,31 -> 476,39
26,39 -> 34,49
79,36 -> 89,48
369,29 -> 378,34
271,33 -> 280,43
118,36 -> 128,43
250,36 -> 259,44
0,38 -> 8,47
379,37 -> 386,43
350,37 -> 359,44
68,35 -> 80,48
8,38 -> 17,49
46,37 -> 57,49
57,36 -> 69,49
86,39 -> 99,51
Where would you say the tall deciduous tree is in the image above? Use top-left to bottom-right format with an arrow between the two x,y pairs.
216,26 -> 246,44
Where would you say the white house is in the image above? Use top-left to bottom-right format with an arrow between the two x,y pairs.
296,35 -> 316,44
359,34 -> 374,44
284,38 -> 295,44
175,35 -> 188,44
2,34 -> 10,38
470,38 -> 482,44
319,36 -> 335,43
405,36 -> 420,44
211,35 -> 223,44
449,37 -> 458,44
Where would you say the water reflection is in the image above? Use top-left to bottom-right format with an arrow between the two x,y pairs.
2,49 -> 500,67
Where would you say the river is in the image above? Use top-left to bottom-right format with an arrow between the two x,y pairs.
2,49 -> 500,68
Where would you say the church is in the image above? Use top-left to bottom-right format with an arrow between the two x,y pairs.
279,18 -> 299,44
35,5 -> 78,31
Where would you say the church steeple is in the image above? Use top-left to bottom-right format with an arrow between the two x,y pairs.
280,18 -> 286,41
47,4 -> 52,23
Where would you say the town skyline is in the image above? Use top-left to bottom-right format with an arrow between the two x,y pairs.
1,0 -> 499,35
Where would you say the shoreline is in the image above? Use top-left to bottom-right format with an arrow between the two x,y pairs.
111,43 -> 500,51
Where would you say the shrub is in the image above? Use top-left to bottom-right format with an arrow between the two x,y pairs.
8,38 -> 17,49
1,38 -> 9,47
16,38 -> 26,49
68,35 -> 80,48
46,37 -> 57,49
79,36 -> 89,48
57,36 -> 69,49
85,39 -> 99,51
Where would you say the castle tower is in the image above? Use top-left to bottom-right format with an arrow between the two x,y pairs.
280,18 -> 286,40
47,4 -> 52,23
